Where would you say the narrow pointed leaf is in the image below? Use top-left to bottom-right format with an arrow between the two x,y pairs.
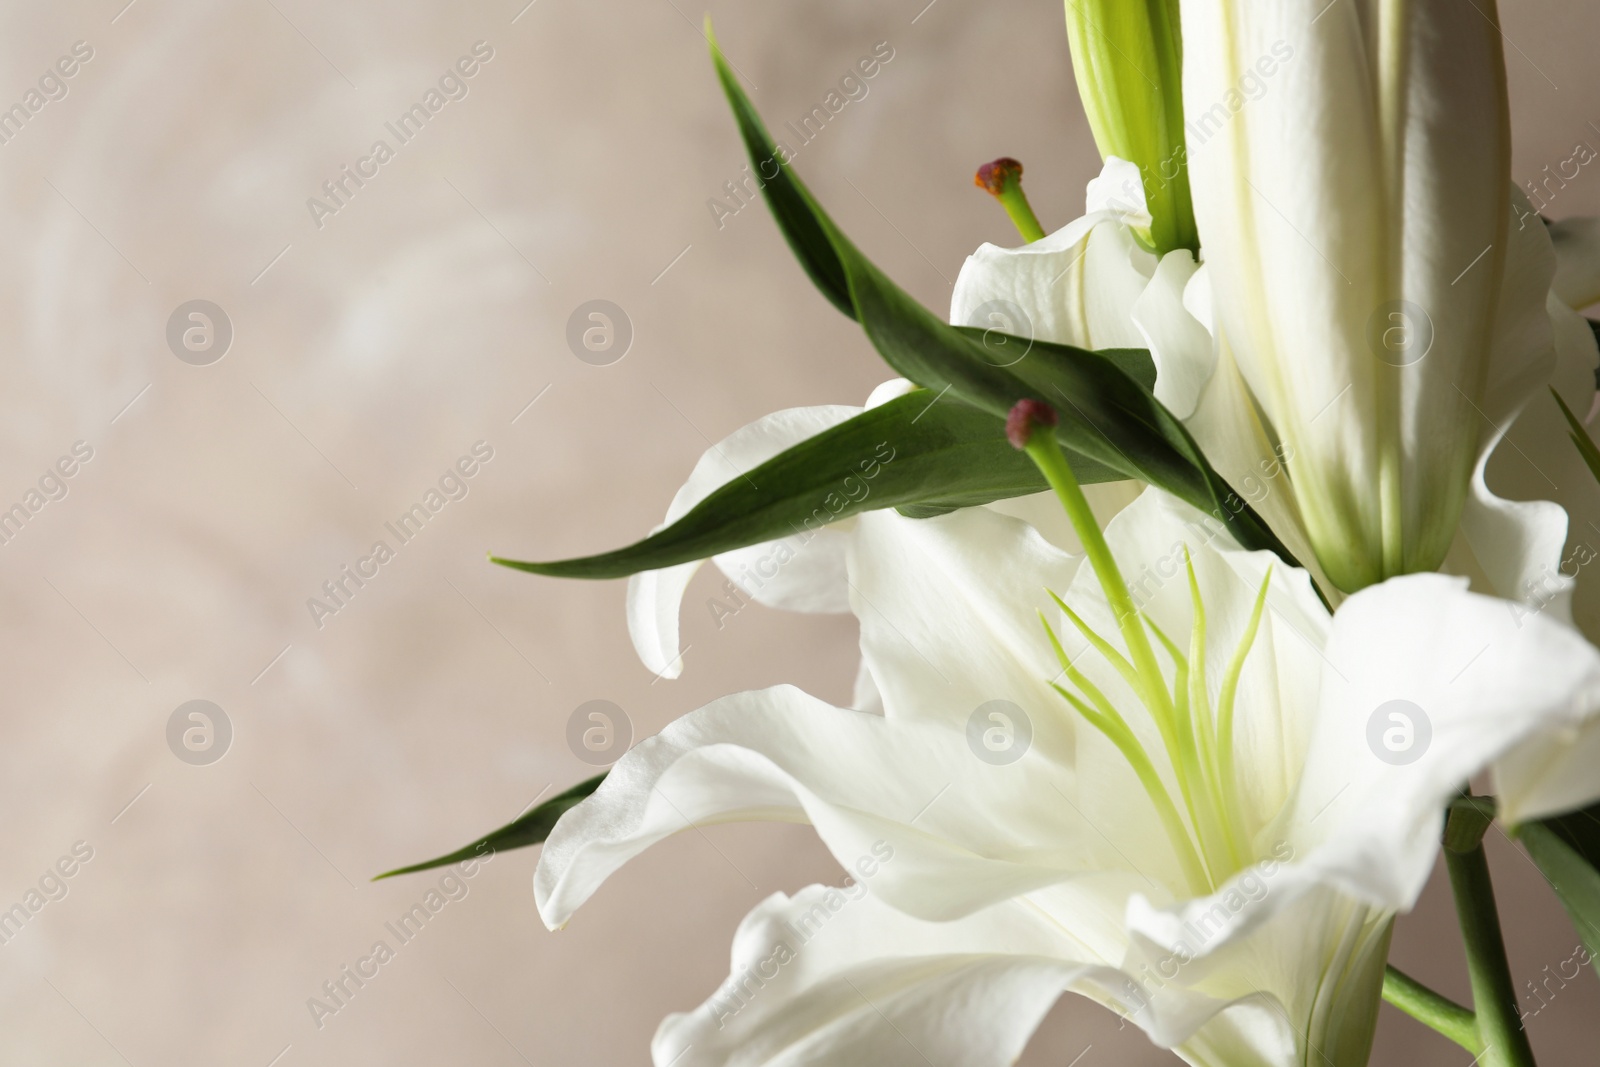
373,774 -> 604,880
492,389 -> 1124,581
1520,803 -> 1600,979
1552,387 -> 1600,487
708,28 -> 1304,573
710,19 -> 852,320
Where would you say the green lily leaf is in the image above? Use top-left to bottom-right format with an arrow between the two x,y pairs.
372,774 -> 604,880
1520,802 -> 1600,978
707,25 -> 1304,573
711,23 -> 852,321
492,387 -> 1128,580
1552,387 -> 1600,488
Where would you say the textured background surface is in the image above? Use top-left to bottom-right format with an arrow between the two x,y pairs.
0,0 -> 1595,1063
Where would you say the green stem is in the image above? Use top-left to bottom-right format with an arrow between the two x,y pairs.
1445,828 -> 1537,1066
1382,965 -> 1482,1054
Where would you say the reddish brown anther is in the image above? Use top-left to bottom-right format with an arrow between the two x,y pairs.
1006,398 -> 1058,450
975,157 -> 1024,196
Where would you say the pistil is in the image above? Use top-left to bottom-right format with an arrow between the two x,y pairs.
975,158 -> 1047,244
1010,400 -> 1270,890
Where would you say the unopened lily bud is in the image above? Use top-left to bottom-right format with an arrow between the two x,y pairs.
1064,0 -> 1196,254
975,158 -> 1046,244
1006,398 -> 1058,450
1181,0 -> 1532,592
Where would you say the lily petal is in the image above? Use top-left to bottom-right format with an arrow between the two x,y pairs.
1182,338 -> 1328,600
950,160 -> 1157,350
1293,573 -> 1600,906
626,404 -> 863,678
1456,285 -> 1588,618
547,487 -> 1600,1067
1085,155 -> 1155,226
1131,249 -> 1213,418
1550,216 -> 1600,311
651,886 -> 1101,1067
847,505 -> 1081,739
534,685 -> 1121,928
651,882 -> 1338,1067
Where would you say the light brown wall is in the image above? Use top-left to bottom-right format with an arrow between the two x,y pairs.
0,1 -> 1591,1063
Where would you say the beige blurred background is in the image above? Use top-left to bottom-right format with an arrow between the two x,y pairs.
0,0 -> 1596,1063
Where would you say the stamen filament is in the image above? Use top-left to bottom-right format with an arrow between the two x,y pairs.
1147,611 -> 1234,881
1040,614 -> 1209,891
1141,615 -> 1188,673
1023,426 -> 1223,855
1215,567 -> 1274,855
1183,553 -> 1241,872
1048,590 -> 1139,694
1053,683 -> 1211,896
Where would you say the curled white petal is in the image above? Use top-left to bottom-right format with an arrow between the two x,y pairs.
625,404 -> 862,678
1085,155 -> 1155,228
950,160 -> 1158,351
652,887 -> 1102,1067
1132,249 -> 1213,419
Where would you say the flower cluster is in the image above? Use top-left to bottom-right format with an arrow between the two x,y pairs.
390,4 -> 1600,1065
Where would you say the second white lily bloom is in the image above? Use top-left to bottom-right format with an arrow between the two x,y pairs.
536,486 -> 1600,1065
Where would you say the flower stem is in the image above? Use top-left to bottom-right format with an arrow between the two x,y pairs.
1381,965 -> 1482,1054
1444,806 -> 1537,1067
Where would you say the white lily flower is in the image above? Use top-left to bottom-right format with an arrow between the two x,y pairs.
1177,0 -> 1552,593
535,487 -> 1600,1066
